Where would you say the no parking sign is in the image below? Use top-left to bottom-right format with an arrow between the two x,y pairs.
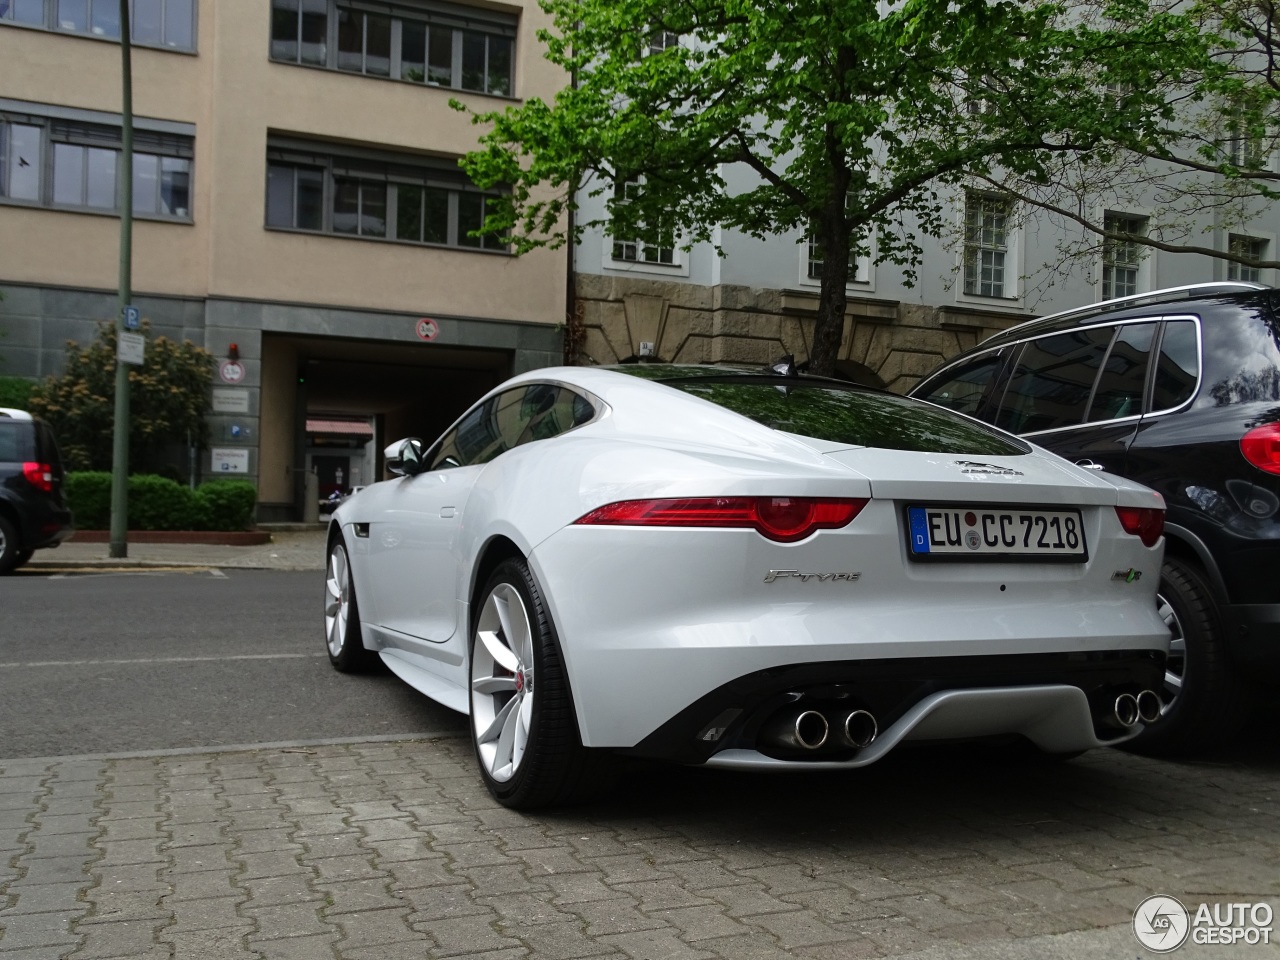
415,317 -> 439,342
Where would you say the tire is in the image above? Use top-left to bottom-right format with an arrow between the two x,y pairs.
469,558 -> 614,809
1126,556 -> 1246,756
0,516 -> 20,576
324,537 -> 376,672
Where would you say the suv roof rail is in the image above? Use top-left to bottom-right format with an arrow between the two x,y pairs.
1010,282 -> 1270,334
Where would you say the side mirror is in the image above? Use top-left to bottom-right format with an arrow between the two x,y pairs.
385,437 -> 426,477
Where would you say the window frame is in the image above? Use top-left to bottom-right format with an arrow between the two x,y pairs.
958,189 -> 1020,303
1100,212 -> 1151,300
1227,232 -> 1273,285
268,0 -> 516,98
800,227 -> 874,291
264,136 -> 509,253
0,102 -> 194,221
0,0 -> 197,52
604,174 -> 685,274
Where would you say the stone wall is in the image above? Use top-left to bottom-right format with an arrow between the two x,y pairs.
573,274 -> 1027,393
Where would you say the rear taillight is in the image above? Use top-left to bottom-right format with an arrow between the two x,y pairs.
22,462 -> 54,494
1241,423 -> 1280,476
574,497 -> 868,543
1115,506 -> 1164,547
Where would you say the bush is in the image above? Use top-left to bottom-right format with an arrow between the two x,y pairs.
193,480 -> 257,531
64,472 -> 258,531
64,471 -> 112,529
0,376 -> 34,410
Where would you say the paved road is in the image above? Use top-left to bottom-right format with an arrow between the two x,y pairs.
0,569 -> 465,757
1,564 -> 1277,958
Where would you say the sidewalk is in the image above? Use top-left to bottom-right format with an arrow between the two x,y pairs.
23,525 -> 328,572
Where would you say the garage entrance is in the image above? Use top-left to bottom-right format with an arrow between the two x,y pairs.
257,333 -> 512,521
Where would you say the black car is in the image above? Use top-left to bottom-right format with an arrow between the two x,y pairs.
0,408 -> 74,574
909,282 -> 1280,753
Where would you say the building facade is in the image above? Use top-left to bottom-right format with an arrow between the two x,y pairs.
0,0 -> 567,520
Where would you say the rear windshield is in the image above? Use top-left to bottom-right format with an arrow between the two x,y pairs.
654,376 -> 1029,455
0,421 -> 36,462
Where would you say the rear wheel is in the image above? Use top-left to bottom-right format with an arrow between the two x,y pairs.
469,558 -> 613,809
324,537 -> 376,672
1126,556 -> 1245,755
0,517 -> 20,576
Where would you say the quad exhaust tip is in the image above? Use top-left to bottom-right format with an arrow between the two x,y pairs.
1136,689 -> 1162,724
761,705 -> 879,753
842,709 -> 878,748
1112,690 -> 1161,728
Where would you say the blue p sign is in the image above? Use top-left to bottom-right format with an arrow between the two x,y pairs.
123,306 -> 141,330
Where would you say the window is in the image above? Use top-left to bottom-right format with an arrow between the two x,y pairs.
610,176 -> 674,265
1228,234 -> 1267,283
1150,319 -> 1199,411
963,191 -> 1011,298
269,0 -> 515,97
1102,214 -> 1145,299
0,0 -> 195,50
648,29 -> 678,54
995,327 -> 1114,433
806,233 -> 871,284
1086,322 -> 1157,422
0,110 -> 193,219
265,136 -> 507,251
429,384 -> 594,469
915,351 -> 1007,417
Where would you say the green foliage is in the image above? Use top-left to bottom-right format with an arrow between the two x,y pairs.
455,0 -> 1215,373
192,480 -> 257,532
27,321 -> 214,472
0,376 -> 34,410
64,472 -> 112,530
64,473 -> 258,531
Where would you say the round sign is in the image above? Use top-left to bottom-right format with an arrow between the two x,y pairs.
1132,895 -> 1190,953
416,317 -> 439,342
219,360 -> 245,384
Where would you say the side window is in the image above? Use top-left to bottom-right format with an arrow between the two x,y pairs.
427,385 -> 596,469
1086,321 -> 1157,422
1151,320 -> 1200,411
915,351 -> 1005,416
995,327 -> 1113,433
429,396 -> 502,469
514,385 -> 595,446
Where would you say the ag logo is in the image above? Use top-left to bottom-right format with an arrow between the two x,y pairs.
1133,895 -> 1190,952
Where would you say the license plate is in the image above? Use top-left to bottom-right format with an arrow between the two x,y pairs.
907,505 -> 1088,561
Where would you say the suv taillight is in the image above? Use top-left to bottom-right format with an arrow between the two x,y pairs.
1241,424 -> 1280,476
1115,506 -> 1164,547
22,462 -> 55,493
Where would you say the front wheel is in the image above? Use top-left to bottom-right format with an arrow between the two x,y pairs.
324,537 -> 376,672
1125,556 -> 1245,756
469,558 -> 613,809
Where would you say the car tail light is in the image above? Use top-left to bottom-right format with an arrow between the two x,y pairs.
1241,423 -> 1280,476
574,497 -> 869,543
1115,506 -> 1164,547
22,462 -> 54,494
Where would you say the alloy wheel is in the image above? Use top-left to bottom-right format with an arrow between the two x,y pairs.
471,582 -> 535,783
324,543 -> 350,658
1155,589 -> 1186,717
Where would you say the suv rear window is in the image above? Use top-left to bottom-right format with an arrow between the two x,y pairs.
649,376 -> 1029,455
0,421 -> 36,461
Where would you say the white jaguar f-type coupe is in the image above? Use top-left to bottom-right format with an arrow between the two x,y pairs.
325,364 -> 1170,809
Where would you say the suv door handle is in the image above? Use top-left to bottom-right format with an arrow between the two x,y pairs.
1075,459 -> 1105,471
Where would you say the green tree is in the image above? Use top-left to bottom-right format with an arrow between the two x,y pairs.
28,322 -> 214,472
456,0 -> 1215,374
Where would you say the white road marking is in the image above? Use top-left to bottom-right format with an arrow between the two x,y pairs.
0,654 -> 327,669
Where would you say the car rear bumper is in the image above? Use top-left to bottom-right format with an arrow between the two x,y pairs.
19,504 -> 73,550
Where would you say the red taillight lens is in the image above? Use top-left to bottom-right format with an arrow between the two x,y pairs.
1241,423 -> 1280,476
574,497 -> 868,543
22,462 -> 54,494
1115,506 -> 1164,547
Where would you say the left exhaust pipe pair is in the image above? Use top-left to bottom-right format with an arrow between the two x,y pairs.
761,707 -> 878,752
1112,690 -> 1162,728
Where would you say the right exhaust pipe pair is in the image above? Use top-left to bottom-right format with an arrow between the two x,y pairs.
1113,689 -> 1162,727
763,707 -> 878,752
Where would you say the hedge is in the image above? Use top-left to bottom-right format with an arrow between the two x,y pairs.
64,473 -> 257,531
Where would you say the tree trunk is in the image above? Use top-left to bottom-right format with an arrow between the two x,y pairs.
809,204 -> 851,378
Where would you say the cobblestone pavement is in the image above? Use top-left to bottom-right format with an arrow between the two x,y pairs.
2,734 -> 1277,960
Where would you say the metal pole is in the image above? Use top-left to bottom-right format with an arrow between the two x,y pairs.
109,0 -> 133,559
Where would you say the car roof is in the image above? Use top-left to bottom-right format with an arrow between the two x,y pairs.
0,408 -> 34,421
977,282 -> 1275,350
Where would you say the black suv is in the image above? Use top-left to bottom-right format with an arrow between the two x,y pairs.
910,282 -> 1280,753
0,408 -> 73,574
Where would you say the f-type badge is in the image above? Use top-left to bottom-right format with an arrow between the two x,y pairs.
764,570 -> 862,583
955,460 -> 1024,476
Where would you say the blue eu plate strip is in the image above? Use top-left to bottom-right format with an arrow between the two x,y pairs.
908,507 -> 930,554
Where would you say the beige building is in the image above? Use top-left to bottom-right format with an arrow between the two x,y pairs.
0,0 -> 566,519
